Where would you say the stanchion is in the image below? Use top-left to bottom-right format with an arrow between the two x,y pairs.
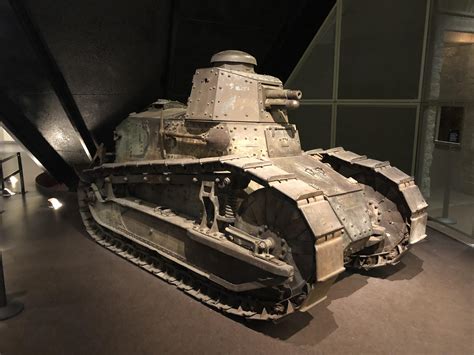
0,251 -> 23,320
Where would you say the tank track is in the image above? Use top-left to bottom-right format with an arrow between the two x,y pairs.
78,154 -> 340,321
78,189 -> 288,321
79,150 -> 426,319
307,147 -> 428,270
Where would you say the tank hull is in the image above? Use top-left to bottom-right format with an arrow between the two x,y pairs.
79,148 -> 427,320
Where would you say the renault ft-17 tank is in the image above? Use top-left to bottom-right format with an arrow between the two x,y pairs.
78,50 -> 428,320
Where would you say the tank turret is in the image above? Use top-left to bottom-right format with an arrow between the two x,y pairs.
114,50 -> 305,162
186,50 -> 301,123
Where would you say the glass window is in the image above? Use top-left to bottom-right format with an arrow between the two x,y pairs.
338,0 -> 427,99
336,105 -> 417,173
419,20 -> 474,237
289,105 -> 332,150
285,9 -> 336,99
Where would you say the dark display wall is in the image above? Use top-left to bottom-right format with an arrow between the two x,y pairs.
287,0 -> 430,174
0,0 -> 334,186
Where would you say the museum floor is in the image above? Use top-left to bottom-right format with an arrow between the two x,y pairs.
0,171 -> 473,354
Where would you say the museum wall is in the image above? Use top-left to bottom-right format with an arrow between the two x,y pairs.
0,0 -> 333,170
0,1 -> 90,165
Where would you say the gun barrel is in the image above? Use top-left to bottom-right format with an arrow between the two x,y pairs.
265,89 -> 302,100
264,99 -> 300,110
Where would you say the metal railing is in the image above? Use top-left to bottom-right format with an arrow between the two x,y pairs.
0,152 -> 26,195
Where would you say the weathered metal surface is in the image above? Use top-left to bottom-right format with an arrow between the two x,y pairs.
78,51 -> 428,320
271,155 -> 360,196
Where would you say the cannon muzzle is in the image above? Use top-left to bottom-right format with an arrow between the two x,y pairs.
264,89 -> 302,109
265,89 -> 302,100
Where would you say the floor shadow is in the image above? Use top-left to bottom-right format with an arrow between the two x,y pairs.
240,251 -> 424,345
240,296 -> 340,346
7,290 -> 28,299
239,311 -> 314,340
59,193 -> 91,239
357,251 -> 424,281
328,270 -> 370,301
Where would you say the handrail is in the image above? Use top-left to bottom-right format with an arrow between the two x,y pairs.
0,152 -> 25,195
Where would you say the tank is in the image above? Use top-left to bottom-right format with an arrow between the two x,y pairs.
78,50 -> 428,320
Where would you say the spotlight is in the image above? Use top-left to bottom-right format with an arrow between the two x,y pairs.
9,176 -> 18,186
47,198 -> 63,210
2,188 -> 16,197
